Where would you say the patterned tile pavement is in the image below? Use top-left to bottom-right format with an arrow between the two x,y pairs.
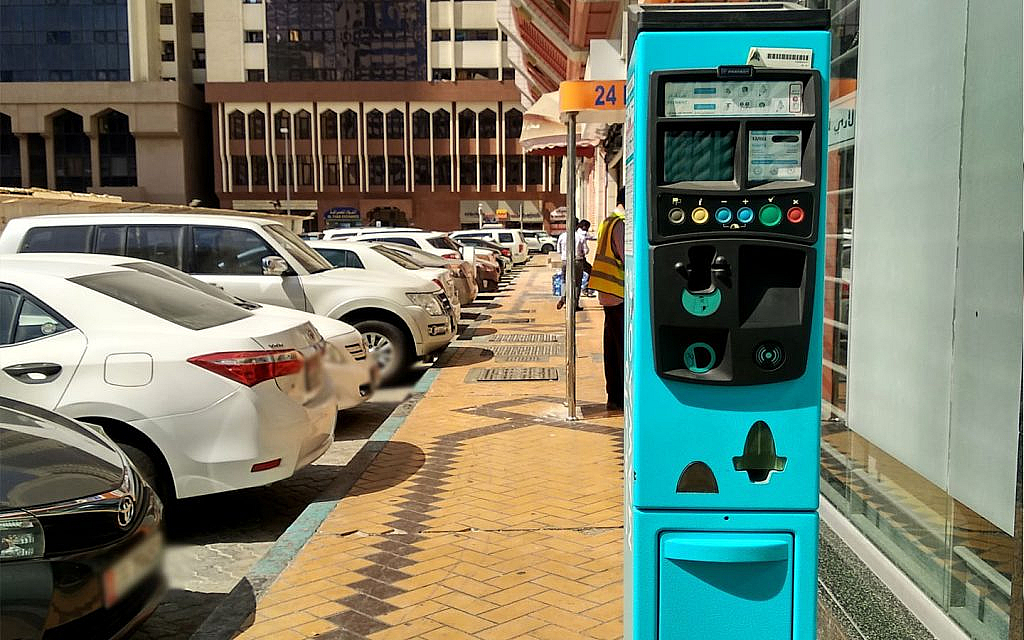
233,261 -> 625,639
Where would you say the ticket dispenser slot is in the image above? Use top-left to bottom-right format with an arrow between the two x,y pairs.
658,532 -> 794,639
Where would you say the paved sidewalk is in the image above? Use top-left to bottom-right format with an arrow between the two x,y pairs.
232,261 -> 625,639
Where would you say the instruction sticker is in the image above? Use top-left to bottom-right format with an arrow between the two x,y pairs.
748,130 -> 802,181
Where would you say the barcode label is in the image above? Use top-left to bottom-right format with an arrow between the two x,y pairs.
747,47 -> 813,69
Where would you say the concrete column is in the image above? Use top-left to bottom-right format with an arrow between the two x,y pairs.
43,135 -> 55,190
89,134 -> 101,188
16,134 -> 30,188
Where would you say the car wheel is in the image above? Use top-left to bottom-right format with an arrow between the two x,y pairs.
541,243 -> 554,253
117,442 -> 172,504
355,320 -> 410,386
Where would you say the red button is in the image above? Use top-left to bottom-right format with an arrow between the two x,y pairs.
786,207 -> 805,223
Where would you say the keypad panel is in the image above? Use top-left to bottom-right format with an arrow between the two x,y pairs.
655,191 -> 816,243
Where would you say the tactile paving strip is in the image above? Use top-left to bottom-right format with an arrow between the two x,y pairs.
471,367 -> 560,381
487,333 -> 560,343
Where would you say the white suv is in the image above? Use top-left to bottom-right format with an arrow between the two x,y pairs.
0,215 -> 457,384
450,229 -> 529,265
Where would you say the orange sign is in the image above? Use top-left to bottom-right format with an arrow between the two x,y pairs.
559,80 -> 627,113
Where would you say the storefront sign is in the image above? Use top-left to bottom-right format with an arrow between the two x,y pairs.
829,93 -> 856,148
324,206 -> 361,228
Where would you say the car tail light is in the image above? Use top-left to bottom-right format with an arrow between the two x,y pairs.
518,244 -> 524,253
432,278 -> 445,290
188,350 -> 304,386
442,252 -> 459,259
251,459 -> 282,472
501,248 -> 511,257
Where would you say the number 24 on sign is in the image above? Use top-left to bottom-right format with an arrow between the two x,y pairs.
559,80 -> 627,112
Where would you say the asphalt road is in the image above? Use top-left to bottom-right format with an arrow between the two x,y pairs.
133,365 -> 430,640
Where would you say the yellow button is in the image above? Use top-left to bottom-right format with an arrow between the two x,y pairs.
691,207 -> 709,224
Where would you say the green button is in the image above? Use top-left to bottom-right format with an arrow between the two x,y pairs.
759,203 -> 783,226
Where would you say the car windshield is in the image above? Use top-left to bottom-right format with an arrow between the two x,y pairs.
427,236 -> 462,251
371,245 -> 422,270
264,224 -> 334,273
377,244 -> 448,267
70,271 -> 252,330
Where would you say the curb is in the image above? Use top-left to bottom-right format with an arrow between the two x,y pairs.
190,365 -> 444,640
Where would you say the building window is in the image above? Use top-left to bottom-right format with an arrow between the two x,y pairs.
480,155 -> 497,186
431,30 -> 450,41
412,110 -> 430,139
459,155 -> 476,186
388,156 -> 405,187
505,155 -> 522,185
413,156 -> 431,186
434,155 -> 451,186
368,156 -> 385,186
294,111 -> 311,139
458,109 -> 476,139
340,110 -> 358,139
191,12 -> 204,33
505,109 -> 523,139
192,49 -> 206,69
366,111 -> 383,139
228,111 -> 246,139
297,155 -> 313,186
249,111 -> 265,140
456,68 -> 498,81
1,114 -> 22,187
433,110 -> 450,138
320,110 -> 337,139
502,67 -> 516,81
455,29 -> 498,41
159,3 -> 173,24
386,110 -> 404,139
432,69 -> 452,81
323,155 -> 339,186
244,30 -> 263,43
274,112 -> 290,139
343,156 -> 359,186
242,0 -> 262,3
52,111 -> 91,192
251,155 -> 268,185
231,155 -> 248,186
246,69 -> 265,82
479,109 -> 497,139
161,41 -> 175,62
288,29 -> 301,42
525,155 -> 543,185
46,31 -> 72,45
276,156 -> 292,186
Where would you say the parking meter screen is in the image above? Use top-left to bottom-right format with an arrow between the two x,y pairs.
664,80 -> 805,116
663,129 -> 736,183
748,130 -> 803,181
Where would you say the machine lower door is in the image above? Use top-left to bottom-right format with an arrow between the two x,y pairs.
658,532 -> 794,639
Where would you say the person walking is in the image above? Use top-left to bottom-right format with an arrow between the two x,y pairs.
588,199 -> 626,411
556,219 -> 592,311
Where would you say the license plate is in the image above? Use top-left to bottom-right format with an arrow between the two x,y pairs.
102,531 -> 163,608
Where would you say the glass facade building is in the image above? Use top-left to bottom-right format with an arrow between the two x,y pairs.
0,0 -> 130,82
266,1 -> 427,81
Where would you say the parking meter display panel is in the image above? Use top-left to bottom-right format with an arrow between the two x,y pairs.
627,27 -> 830,512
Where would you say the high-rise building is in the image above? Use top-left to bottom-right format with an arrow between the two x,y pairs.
204,0 -> 562,231
0,0 -> 213,205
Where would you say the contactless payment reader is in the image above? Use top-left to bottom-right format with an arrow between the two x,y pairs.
623,4 -> 830,639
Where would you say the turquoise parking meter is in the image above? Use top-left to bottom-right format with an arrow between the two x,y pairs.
623,4 -> 830,639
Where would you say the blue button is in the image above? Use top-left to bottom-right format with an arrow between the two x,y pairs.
737,207 -> 755,223
715,207 -> 732,223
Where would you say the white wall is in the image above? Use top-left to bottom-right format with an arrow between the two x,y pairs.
848,0 -> 1023,533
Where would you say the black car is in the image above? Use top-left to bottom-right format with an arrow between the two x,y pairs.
0,397 -> 164,640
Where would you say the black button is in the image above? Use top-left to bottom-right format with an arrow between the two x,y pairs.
753,341 -> 785,371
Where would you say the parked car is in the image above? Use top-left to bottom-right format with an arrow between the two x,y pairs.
0,397 -> 165,639
522,230 -> 557,254
450,229 -> 530,265
454,236 -> 513,274
0,254 -> 338,502
307,240 -> 461,319
364,242 -> 479,306
0,214 -> 457,384
45,254 -> 379,412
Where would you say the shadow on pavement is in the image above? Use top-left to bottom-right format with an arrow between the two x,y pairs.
436,346 -> 495,367
133,588 -> 230,640
345,441 -> 425,498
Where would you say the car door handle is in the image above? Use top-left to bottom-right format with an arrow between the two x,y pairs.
3,362 -> 63,384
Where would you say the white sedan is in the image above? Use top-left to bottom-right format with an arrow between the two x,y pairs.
306,240 -> 461,319
0,255 -> 338,502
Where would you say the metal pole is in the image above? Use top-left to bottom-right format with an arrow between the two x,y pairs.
565,111 -> 578,420
281,125 -> 292,217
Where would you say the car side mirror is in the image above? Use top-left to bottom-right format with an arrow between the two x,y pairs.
262,256 -> 290,276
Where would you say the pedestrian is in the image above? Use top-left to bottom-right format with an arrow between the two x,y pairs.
588,194 -> 626,411
555,219 -> 592,311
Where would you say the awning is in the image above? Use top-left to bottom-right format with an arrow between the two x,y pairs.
519,91 -> 605,157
